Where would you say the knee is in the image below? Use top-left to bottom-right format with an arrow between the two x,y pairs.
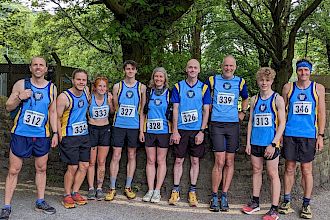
225,159 -> 234,168
174,158 -> 184,166
67,165 -> 78,174
191,158 -> 199,167
97,159 -> 106,167
267,170 -> 279,180
301,166 -> 312,176
157,157 -> 166,166
252,166 -> 263,175
79,163 -> 90,171
285,165 -> 296,176
127,151 -> 136,161
112,152 -> 122,163
35,164 -> 47,174
147,157 -> 156,166
8,166 -> 21,176
89,161 -> 96,168
214,158 -> 225,169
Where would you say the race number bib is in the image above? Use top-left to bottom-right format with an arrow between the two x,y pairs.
217,92 -> 235,105
92,106 -> 109,119
293,102 -> 312,115
23,110 -> 45,127
147,119 -> 164,131
118,104 -> 135,117
254,113 -> 272,127
72,121 -> 88,135
181,109 -> 198,124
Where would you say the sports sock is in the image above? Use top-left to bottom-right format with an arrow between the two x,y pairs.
303,197 -> 311,207
36,198 -> 45,205
110,176 -> 116,189
252,196 -> 259,204
125,176 -> 133,188
189,184 -> 197,192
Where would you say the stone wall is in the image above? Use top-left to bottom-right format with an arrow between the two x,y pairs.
1,94 -> 330,203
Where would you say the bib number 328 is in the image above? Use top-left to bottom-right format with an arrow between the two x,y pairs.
147,119 -> 164,131
23,110 -> 45,127
181,110 -> 198,124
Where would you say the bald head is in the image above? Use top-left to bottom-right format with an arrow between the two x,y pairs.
186,59 -> 200,69
221,55 -> 237,78
186,59 -> 200,79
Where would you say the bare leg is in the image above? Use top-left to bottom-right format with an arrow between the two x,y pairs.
222,152 -> 235,193
96,147 -> 109,188
72,162 -> 89,192
155,148 -> 168,190
145,147 -> 156,191
266,156 -> 280,206
64,165 -> 78,195
211,152 -> 225,193
87,147 -> 97,189
35,154 -> 49,200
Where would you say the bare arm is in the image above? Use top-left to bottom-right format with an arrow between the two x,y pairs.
281,83 -> 291,108
139,84 -> 147,142
5,80 -> 26,112
172,103 -> 179,133
56,93 -> 69,142
245,96 -> 255,155
316,83 -> 326,151
272,95 -> 286,145
239,97 -> 249,120
49,84 -> 58,147
107,92 -> 115,114
112,83 -> 119,111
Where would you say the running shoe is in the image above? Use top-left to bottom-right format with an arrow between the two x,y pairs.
87,188 -> 96,200
142,190 -> 154,202
124,187 -> 136,199
241,200 -> 260,214
62,195 -> 75,209
0,208 -> 11,219
168,190 -> 180,205
300,204 -> 312,219
278,201 -> 294,214
209,196 -> 220,212
262,208 -> 279,220
151,191 -> 161,203
96,189 -> 105,201
71,192 -> 88,205
35,201 -> 56,214
220,195 -> 229,212
105,189 -> 116,201
188,191 -> 198,207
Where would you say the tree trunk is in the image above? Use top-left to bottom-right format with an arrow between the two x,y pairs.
326,38 -> 330,70
272,60 -> 292,93
191,9 -> 202,62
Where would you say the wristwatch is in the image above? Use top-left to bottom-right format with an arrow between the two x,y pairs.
318,133 -> 325,137
271,143 -> 277,148
242,109 -> 247,114
200,128 -> 205,133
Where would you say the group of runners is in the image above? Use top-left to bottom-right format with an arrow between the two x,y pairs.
0,55 -> 325,220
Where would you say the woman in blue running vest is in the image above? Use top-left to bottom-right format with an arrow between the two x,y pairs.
139,67 -> 171,203
242,67 -> 285,220
87,77 -> 114,200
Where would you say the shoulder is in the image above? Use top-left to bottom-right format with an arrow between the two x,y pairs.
282,82 -> 292,93
316,82 -> 325,94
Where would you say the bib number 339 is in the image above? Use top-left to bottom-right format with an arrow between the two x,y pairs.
23,110 -> 45,127
181,110 -> 198,124
72,121 -> 88,135
119,104 -> 135,117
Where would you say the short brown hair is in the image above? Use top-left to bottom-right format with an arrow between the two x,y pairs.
72,69 -> 88,79
123,60 -> 138,70
256,67 -> 276,80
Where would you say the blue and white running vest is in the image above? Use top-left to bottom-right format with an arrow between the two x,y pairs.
208,75 -> 246,122
175,80 -> 208,131
251,93 -> 278,146
145,89 -> 171,134
89,93 -> 110,119
60,89 -> 89,137
285,82 -> 318,138
12,80 -> 55,137
113,81 -> 142,129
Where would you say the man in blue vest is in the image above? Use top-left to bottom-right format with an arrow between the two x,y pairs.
279,59 -> 326,219
1,57 -> 58,219
207,55 -> 249,212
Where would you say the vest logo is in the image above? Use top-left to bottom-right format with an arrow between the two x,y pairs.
126,91 -> 134,98
259,104 -> 267,112
187,90 -> 195,98
78,99 -> 85,108
298,93 -> 307,101
33,91 -> 43,101
223,82 -> 231,90
154,99 -> 162,106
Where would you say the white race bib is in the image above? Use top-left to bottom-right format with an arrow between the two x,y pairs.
147,119 -> 164,131
181,109 -> 198,124
92,106 -> 109,119
293,101 -> 312,115
118,104 -> 135,117
72,121 -> 88,135
254,113 -> 272,127
217,92 -> 235,105
23,110 -> 45,127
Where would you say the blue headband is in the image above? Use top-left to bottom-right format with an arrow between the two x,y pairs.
296,61 -> 312,72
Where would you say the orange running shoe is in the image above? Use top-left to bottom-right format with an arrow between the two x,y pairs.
62,195 -> 76,209
71,192 -> 88,205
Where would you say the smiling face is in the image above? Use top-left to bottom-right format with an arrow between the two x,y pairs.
186,59 -> 200,79
30,57 -> 48,79
297,67 -> 311,82
221,56 -> 236,78
257,76 -> 273,92
72,72 -> 88,91
94,79 -> 107,95
153,71 -> 165,88
124,64 -> 137,79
